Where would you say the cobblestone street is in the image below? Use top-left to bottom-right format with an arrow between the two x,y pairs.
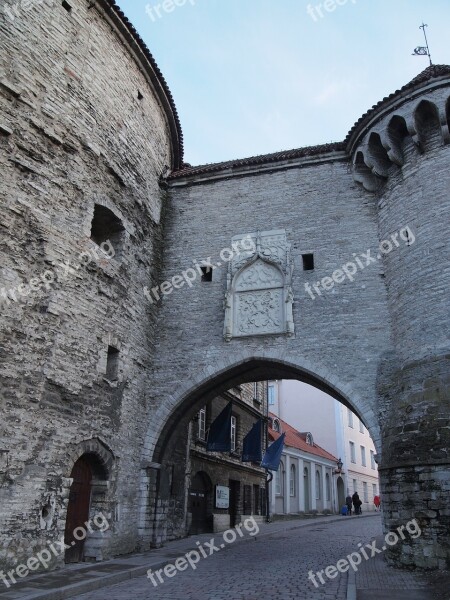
70,516 -> 386,600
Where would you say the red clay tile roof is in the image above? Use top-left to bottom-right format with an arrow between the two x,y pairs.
169,65 -> 450,179
169,142 -> 345,179
268,413 -> 337,462
344,64 -> 450,148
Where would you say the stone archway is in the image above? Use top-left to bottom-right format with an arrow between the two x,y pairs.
139,354 -> 380,550
145,352 -> 380,468
63,439 -> 115,563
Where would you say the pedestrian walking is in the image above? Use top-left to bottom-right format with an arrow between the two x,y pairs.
345,494 -> 353,516
352,491 -> 362,515
374,495 -> 381,511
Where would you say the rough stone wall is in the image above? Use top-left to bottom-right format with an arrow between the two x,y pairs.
355,85 -> 450,569
0,0 -> 171,571
145,156 -> 391,462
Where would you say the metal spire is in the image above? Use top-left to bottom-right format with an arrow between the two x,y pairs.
412,23 -> 433,67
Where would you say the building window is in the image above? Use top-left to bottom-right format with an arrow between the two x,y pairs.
302,253 -> 315,271
315,470 -> 321,500
200,266 -> 213,282
253,382 -> 258,400
273,418 -> 281,433
359,420 -> 364,434
90,204 -> 124,257
370,450 -> 376,470
62,0 -> 72,12
268,383 -> 275,405
326,473 -> 331,501
372,483 -> 377,498
347,409 -> 354,428
363,482 -> 368,502
290,464 -> 296,497
349,441 -> 356,463
230,415 -> 237,451
106,346 -> 119,381
353,478 -> 357,494
361,446 -> 366,467
275,461 -> 284,495
197,406 -> 206,441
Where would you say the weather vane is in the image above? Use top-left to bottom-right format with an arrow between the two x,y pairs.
412,23 -> 432,67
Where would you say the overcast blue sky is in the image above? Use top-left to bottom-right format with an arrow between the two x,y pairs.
118,0 -> 449,166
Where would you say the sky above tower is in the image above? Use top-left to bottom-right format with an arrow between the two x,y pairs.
118,0 -> 449,166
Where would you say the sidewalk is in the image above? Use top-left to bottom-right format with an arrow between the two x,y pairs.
349,534 -> 450,600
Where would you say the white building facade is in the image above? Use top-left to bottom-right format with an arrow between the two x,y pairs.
268,415 -> 341,516
268,380 -> 379,513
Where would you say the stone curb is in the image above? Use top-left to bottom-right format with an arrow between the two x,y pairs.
346,568 -> 356,600
4,514 -> 380,600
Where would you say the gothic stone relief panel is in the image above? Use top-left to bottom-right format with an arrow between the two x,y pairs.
223,230 -> 294,341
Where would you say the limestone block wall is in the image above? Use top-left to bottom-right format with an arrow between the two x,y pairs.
350,80 -> 450,569
0,0 -> 173,571
145,156 -> 392,464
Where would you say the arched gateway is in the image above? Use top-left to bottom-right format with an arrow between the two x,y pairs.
0,1 -> 448,576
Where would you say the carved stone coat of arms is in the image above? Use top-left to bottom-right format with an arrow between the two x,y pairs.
223,229 -> 294,341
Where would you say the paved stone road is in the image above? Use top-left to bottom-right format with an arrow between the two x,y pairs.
74,517 -> 384,600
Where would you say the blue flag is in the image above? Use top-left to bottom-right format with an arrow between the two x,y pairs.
261,432 -> 285,471
206,401 -> 232,452
242,420 -> 263,462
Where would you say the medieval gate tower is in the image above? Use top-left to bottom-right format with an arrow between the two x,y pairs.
0,0 -> 449,573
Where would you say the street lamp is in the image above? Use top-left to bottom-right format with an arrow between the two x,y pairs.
335,458 -> 343,474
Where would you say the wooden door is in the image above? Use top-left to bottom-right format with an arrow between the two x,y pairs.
64,456 -> 92,563
189,489 -> 207,535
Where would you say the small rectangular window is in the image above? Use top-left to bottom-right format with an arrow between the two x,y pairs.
349,441 -> 356,463
359,419 -> 364,434
361,445 -> 366,467
363,482 -> 368,503
268,384 -> 275,405
302,253 -> 314,271
348,409 -> 354,428
230,415 -> 237,451
106,346 -> 119,381
370,450 -> 376,470
353,478 -> 357,494
90,204 -> 124,258
197,407 -> 206,441
137,91 -> 144,101
372,483 -> 377,497
200,266 -> 213,282
62,0 -> 72,12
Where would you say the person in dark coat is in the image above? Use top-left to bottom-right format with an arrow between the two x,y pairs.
352,491 -> 361,515
345,494 -> 353,515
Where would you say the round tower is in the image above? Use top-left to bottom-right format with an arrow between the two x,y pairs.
0,0 -> 181,571
349,65 -> 450,569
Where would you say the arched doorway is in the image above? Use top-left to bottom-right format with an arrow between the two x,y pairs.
64,456 -> 93,563
189,471 -> 212,535
337,476 -> 345,511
